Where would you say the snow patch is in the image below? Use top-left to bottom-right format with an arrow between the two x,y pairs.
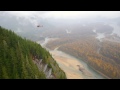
66,29 -> 71,34
93,29 -> 105,42
110,24 -> 120,37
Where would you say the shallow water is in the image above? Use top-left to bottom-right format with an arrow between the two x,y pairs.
37,37 -> 106,79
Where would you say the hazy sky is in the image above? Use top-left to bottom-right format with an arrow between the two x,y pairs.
2,11 -> 120,19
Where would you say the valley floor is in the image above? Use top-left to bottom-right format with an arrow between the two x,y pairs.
50,47 -> 105,79
38,38 -> 105,79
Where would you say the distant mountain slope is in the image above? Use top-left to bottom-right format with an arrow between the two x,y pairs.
0,26 -> 66,79
45,23 -> 120,79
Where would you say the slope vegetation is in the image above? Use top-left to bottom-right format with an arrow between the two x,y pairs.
0,26 -> 66,79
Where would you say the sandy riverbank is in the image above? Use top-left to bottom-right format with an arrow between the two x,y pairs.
38,37 -> 105,79
50,48 -> 105,79
51,50 -> 85,79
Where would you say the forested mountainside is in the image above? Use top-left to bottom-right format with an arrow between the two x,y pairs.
0,26 -> 66,79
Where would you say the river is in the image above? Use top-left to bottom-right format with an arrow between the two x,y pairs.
37,38 -> 106,79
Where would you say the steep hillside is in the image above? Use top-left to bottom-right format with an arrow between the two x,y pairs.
0,26 -> 66,79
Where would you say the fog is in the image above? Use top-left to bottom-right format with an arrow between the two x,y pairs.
1,11 -> 120,26
1,11 -> 120,79
0,11 -> 120,40
1,11 -> 120,19
1,11 -> 120,25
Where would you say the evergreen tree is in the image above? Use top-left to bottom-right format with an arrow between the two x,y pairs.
0,26 -> 66,79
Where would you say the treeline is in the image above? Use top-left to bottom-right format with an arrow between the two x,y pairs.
0,26 -> 66,79
46,36 -> 120,79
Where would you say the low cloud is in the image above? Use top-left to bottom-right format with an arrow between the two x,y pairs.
2,11 -> 120,19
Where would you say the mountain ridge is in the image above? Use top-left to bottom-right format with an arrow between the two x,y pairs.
0,26 -> 66,79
